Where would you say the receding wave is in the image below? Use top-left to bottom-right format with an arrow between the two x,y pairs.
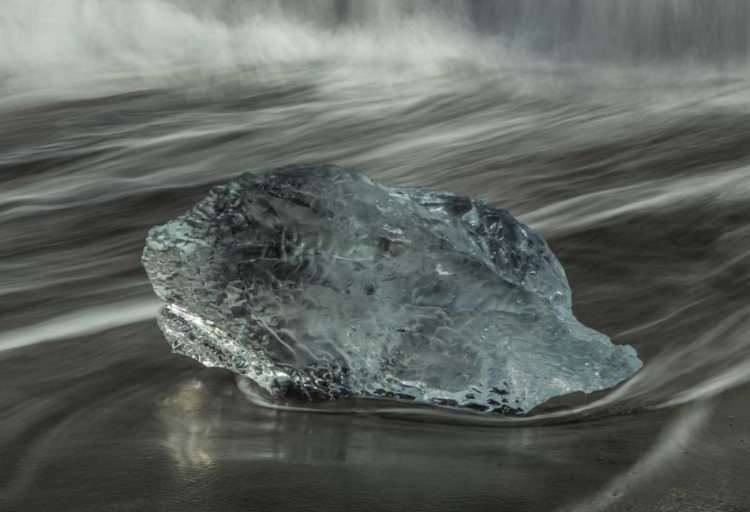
3,0 -> 750,96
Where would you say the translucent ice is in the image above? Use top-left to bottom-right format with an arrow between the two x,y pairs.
143,165 -> 642,414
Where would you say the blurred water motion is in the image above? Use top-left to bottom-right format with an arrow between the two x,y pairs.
1,2 -> 750,511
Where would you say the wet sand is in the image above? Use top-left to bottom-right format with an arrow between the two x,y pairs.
1,323 -> 749,511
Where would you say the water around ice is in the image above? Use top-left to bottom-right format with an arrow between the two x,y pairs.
2,1 -> 750,510
1,0 -> 749,423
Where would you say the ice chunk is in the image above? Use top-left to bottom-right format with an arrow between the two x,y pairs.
143,165 -> 642,414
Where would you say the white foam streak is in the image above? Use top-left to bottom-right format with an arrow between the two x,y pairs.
523,165 -> 750,233
0,300 -> 161,354
559,405 -> 711,512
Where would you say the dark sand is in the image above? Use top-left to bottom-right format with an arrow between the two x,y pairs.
1,325 -> 749,511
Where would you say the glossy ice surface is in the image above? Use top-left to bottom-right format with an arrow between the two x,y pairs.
143,165 -> 642,413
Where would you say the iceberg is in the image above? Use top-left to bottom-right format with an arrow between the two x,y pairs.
143,165 -> 642,414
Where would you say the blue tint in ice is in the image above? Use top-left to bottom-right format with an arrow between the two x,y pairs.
143,165 -> 642,414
